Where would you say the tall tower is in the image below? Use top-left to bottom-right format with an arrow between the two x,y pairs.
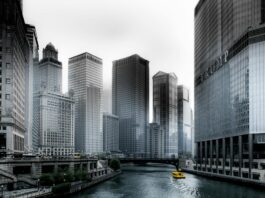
33,43 -> 75,156
68,52 -> 103,154
0,0 -> 30,155
153,71 -> 178,158
195,0 -> 265,180
38,43 -> 62,93
177,85 -> 192,157
25,24 -> 39,152
112,54 -> 149,157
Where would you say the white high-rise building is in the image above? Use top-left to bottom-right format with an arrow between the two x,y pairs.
68,53 -> 103,154
33,91 -> 75,156
147,123 -> 165,159
32,43 -> 75,156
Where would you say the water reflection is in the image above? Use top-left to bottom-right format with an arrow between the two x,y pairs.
70,164 -> 265,198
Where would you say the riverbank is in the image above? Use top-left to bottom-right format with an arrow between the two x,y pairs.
15,171 -> 121,198
183,168 -> 265,189
69,165 -> 265,198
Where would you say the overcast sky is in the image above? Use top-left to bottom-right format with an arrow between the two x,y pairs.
23,0 -> 198,118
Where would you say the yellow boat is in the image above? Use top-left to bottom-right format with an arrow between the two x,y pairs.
172,170 -> 186,179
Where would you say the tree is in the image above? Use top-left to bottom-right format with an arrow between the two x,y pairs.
64,171 -> 74,182
53,172 -> 64,184
109,158 -> 120,171
40,174 -> 54,186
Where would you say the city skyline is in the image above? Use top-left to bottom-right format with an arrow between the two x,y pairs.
23,0 -> 198,117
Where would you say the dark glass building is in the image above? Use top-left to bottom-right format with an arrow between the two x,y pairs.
195,0 -> 265,181
112,54 -> 149,157
153,71 -> 178,158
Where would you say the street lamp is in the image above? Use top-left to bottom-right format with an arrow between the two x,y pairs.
37,179 -> 40,191
1,185 -> 4,197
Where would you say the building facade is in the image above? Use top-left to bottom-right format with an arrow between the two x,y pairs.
33,91 -> 75,156
33,43 -> 75,156
147,123 -> 165,159
177,85 -> 193,158
103,113 -> 119,152
25,24 -> 39,153
195,0 -> 265,181
0,0 -> 30,155
38,43 -> 62,93
68,53 -> 103,154
112,54 -> 149,157
153,71 -> 178,158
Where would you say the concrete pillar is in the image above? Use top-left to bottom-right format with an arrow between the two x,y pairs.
230,137 -> 233,175
249,134 -> 253,178
222,138 -> 225,173
200,142 -> 203,169
205,141 -> 207,169
210,140 -> 213,171
239,135 -> 242,177
69,162 -> 74,173
87,162 -> 91,172
31,163 -> 41,178
54,164 -> 58,173
216,139 -> 219,170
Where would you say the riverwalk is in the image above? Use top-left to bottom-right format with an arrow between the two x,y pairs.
8,171 -> 121,198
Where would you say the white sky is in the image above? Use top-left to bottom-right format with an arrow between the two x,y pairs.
23,0 -> 198,117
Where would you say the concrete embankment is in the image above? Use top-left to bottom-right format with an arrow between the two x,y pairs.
183,168 -> 265,189
37,171 -> 122,198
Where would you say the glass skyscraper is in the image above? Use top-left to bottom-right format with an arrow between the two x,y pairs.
153,71 -> 178,158
195,0 -> 265,181
177,85 -> 193,158
112,54 -> 149,157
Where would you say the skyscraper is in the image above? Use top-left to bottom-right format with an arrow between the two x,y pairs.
195,0 -> 265,181
147,123 -> 165,159
103,113 -> 119,152
0,0 -> 30,155
25,24 -> 39,152
153,71 -> 178,158
112,54 -> 149,157
177,85 -> 192,157
38,43 -> 62,93
33,43 -> 75,156
68,52 -> 103,154
33,91 -> 75,156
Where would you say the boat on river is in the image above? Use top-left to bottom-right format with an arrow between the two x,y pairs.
172,170 -> 186,179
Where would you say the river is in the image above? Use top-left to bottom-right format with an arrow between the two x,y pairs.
70,164 -> 265,198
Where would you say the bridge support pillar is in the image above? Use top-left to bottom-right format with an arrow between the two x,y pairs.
69,162 -> 75,172
54,164 -> 58,173
31,163 -> 42,178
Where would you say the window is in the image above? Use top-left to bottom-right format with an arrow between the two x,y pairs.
6,48 -> 11,53
0,55 -> 2,60
0,47 -> 2,52
6,63 -> 11,69
0,62 -> 2,68
3,126 -> 6,130
5,94 -> 10,100
6,78 -> 10,84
